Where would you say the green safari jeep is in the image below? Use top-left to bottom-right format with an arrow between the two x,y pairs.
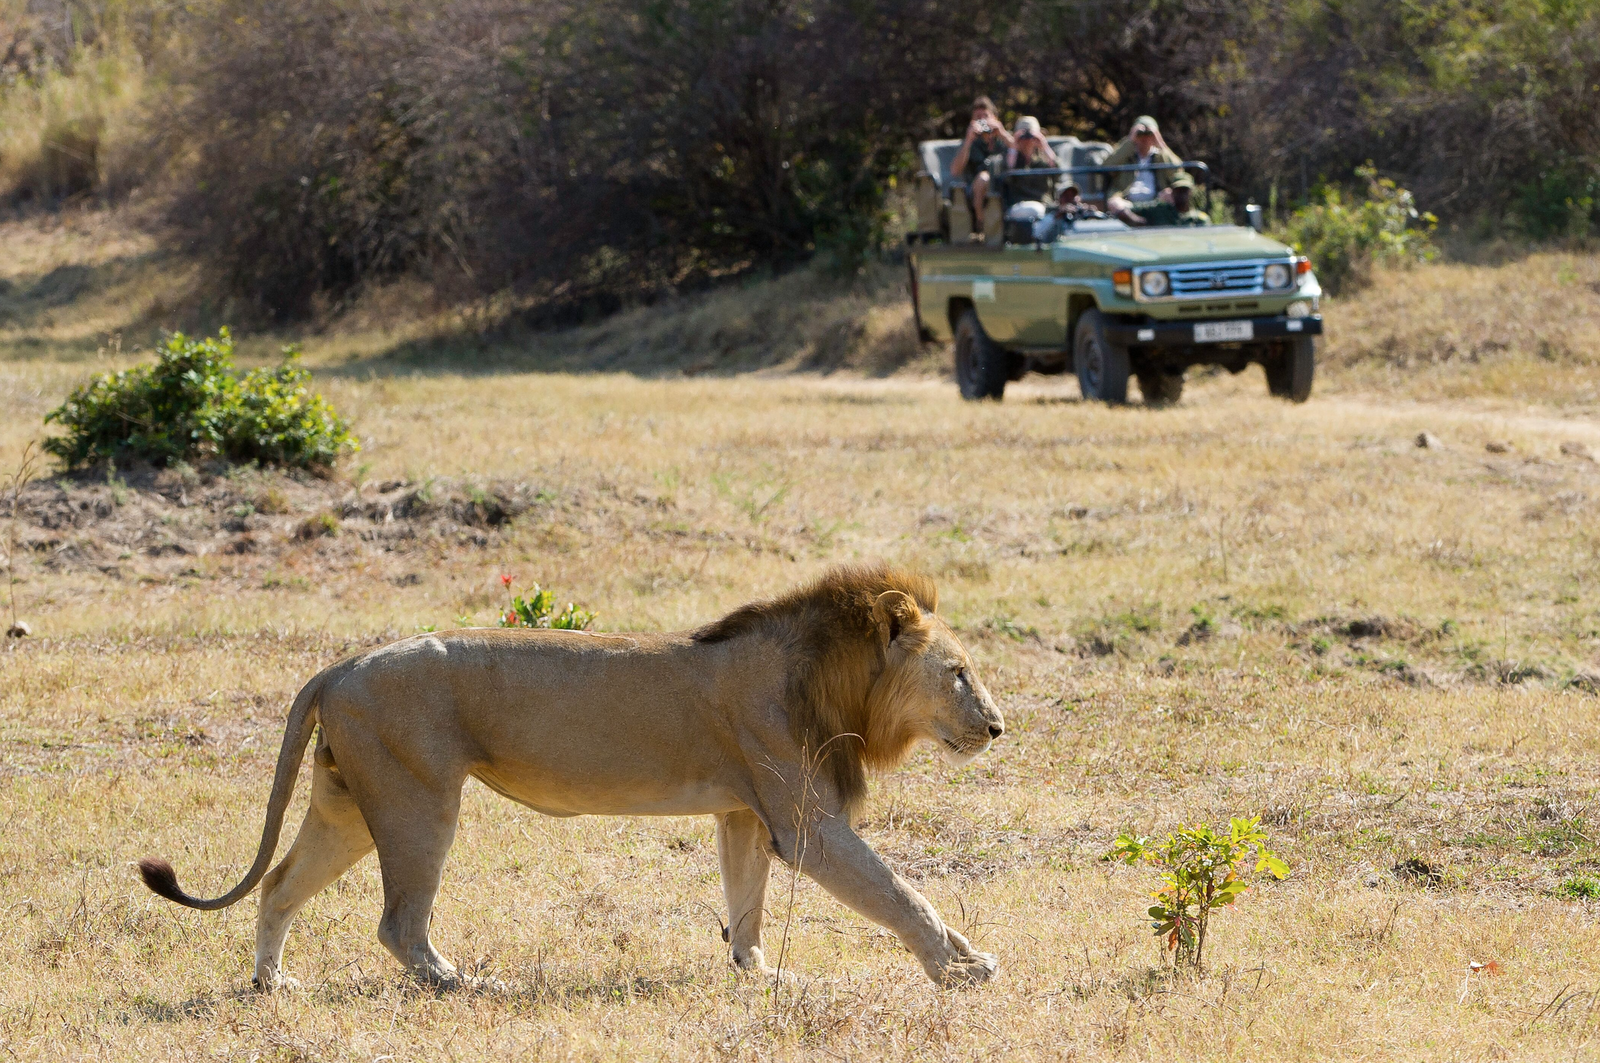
906,138 -> 1323,404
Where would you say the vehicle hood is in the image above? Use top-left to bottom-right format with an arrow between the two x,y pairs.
1056,225 -> 1293,265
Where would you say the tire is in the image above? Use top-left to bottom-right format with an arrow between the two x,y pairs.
1136,370 -> 1184,407
1265,335 -> 1316,402
1074,309 -> 1130,404
954,308 -> 1008,401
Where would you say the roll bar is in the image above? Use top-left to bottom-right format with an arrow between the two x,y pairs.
994,160 -> 1211,190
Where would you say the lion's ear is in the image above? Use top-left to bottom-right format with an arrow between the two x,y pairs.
873,590 -> 922,645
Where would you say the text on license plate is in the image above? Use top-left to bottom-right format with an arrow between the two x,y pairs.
1193,320 -> 1254,343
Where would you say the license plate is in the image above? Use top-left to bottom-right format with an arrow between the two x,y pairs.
1194,320 -> 1253,343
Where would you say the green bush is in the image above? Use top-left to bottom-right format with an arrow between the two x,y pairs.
1515,161 -> 1599,240
1109,816 -> 1288,969
1277,166 -> 1438,294
43,329 -> 357,471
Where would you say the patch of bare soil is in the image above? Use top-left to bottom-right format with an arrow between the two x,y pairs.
10,463 -> 552,582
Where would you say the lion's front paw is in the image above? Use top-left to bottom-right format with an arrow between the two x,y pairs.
735,963 -> 798,984
251,971 -> 301,994
934,951 -> 999,988
733,947 -> 798,984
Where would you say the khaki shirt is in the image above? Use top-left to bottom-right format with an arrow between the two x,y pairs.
1102,139 -> 1185,196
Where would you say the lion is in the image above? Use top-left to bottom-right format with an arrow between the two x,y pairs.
139,563 -> 1006,989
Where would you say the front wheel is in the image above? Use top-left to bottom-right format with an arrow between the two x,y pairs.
1074,309 -> 1130,404
1264,335 -> 1316,402
954,308 -> 1008,401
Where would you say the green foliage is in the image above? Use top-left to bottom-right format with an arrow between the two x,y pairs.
1110,816 -> 1288,968
1277,166 -> 1437,294
42,329 -> 357,471
1514,161 -> 1600,240
1557,875 -> 1600,900
499,577 -> 595,631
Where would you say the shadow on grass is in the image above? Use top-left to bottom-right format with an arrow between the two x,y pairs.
302,967 -> 703,1009
0,249 -> 197,363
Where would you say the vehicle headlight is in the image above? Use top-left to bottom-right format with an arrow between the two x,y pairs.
1285,299 -> 1313,319
1139,271 -> 1170,298
1264,262 -> 1293,290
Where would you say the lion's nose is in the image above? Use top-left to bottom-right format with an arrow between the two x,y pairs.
988,722 -> 1004,739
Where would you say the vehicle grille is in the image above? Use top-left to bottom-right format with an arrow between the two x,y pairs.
1168,262 -> 1266,297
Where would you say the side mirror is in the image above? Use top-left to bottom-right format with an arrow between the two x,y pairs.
1245,203 -> 1266,233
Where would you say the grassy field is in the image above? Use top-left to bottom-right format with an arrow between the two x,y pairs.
4,213 -> 1600,1060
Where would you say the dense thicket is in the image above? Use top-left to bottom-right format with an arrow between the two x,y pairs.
5,0 -> 1598,317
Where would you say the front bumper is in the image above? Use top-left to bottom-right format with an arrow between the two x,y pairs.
1105,314 -> 1323,348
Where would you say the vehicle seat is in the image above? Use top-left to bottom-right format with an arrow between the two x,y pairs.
915,140 -> 964,235
1062,141 -> 1113,200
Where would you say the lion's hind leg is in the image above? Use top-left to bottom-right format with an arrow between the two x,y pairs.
333,748 -> 468,988
716,809 -> 780,978
253,752 -> 375,992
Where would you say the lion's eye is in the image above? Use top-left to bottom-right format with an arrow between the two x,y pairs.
953,667 -> 967,683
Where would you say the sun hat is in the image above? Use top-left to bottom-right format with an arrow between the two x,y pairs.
1131,115 -> 1160,135
1168,171 -> 1196,190
1014,116 -> 1043,138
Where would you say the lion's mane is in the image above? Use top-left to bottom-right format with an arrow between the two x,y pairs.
693,562 -> 939,819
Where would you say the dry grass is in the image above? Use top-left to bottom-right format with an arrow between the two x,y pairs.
4,213 -> 1600,1060
1321,251 -> 1600,407
0,38 -> 149,205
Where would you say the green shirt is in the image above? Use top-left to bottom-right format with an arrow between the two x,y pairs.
1131,201 -> 1210,227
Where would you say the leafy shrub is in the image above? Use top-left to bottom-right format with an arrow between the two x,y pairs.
1109,816 -> 1288,968
1277,166 -> 1437,294
43,329 -> 357,472
498,576 -> 595,631
1514,161 -> 1600,240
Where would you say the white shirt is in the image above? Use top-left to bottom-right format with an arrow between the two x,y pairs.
1125,150 -> 1158,203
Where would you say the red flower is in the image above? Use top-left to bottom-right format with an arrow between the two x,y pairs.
500,574 -> 513,587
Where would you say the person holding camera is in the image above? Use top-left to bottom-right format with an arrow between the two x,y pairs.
950,96 -> 1013,235
1005,116 -> 1060,203
1032,180 -> 1107,242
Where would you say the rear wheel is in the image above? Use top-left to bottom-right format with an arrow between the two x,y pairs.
1265,335 -> 1316,402
954,308 -> 1008,401
1074,309 -> 1130,404
1136,369 -> 1184,407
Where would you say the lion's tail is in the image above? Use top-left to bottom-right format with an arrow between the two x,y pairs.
138,665 -> 333,911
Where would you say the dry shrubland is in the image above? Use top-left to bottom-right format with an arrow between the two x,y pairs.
5,0 -> 1598,318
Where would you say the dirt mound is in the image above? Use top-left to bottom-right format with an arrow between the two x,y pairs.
9,464 -> 551,580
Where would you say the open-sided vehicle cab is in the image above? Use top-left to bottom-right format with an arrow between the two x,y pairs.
906,143 -> 1324,405
913,137 -> 1115,245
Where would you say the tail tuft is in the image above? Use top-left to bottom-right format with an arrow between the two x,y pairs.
138,857 -> 185,903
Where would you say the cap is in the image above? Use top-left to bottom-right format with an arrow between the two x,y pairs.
1131,115 -> 1160,135
1168,171 -> 1195,190
1057,177 -> 1080,193
1014,116 -> 1043,138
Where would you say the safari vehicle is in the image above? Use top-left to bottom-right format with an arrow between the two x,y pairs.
907,137 -> 1323,404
